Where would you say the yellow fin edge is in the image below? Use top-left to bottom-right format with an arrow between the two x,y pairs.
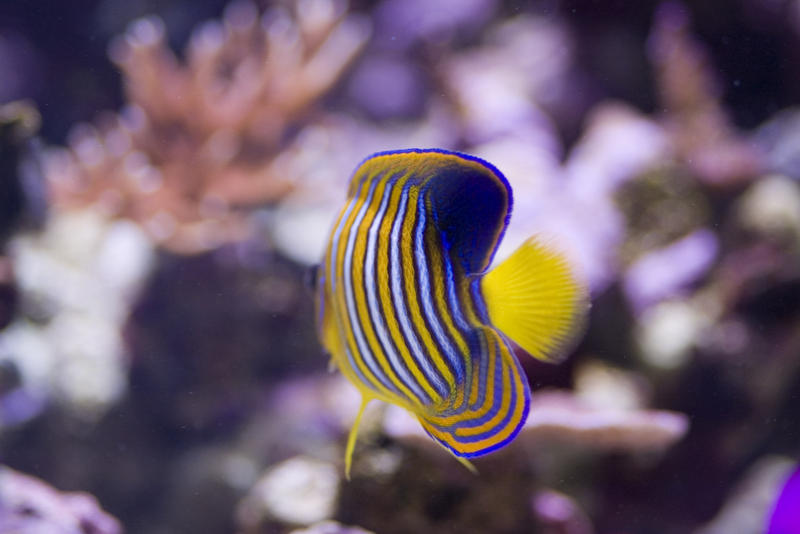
481,237 -> 588,363
345,396 -> 371,480
453,453 -> 478,474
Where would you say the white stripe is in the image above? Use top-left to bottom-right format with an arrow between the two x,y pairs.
390,188 -> 447,397
344,343 -> 369,387
414,199 -> 464,380
343,179 -> 397,393
328,182 -> 364,295
444,256 -> 470,331
365,179 -> 428,403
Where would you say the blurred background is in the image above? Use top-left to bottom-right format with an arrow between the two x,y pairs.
0,0 -> 799,533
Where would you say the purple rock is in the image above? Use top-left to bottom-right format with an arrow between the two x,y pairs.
623,228 -> 719,312
755,109 -> 800,180
532,490 -> 593,534
374,0 -> 498,48
0,466 -> 122,534
0,388 -> 46,427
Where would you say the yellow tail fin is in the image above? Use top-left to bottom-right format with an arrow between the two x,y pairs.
481,237 -> 587,363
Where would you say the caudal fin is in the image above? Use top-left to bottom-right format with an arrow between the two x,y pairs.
480,238 -> 587,363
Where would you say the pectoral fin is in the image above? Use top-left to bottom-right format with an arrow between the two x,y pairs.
481,238 -> 588,363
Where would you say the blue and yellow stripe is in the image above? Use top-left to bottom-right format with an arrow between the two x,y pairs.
316,148 -> 587,475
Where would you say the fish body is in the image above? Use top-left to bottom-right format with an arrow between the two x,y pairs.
315,149 -> 586,475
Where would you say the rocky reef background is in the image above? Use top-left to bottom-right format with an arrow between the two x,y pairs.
1,0 -> 799,533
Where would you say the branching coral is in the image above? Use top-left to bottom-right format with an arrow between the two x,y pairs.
43,0 -> 370,254
649,2 -> 762,186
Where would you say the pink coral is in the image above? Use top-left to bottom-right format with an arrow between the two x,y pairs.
43,0 -> 369,254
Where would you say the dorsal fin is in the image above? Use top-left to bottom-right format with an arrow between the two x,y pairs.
348,149 -> 512,275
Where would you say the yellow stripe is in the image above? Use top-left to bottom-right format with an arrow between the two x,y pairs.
454,336 -> 513,437
400,187 -> 456,401
420,381 -> 525,455
349,177 -> 420,406
377,174 -> 442,404
319,205 -> 349,356
425,226 -> 470,411
419,340 -> 527,454
423,327 -> 498,425
333,173 -> 394,398
321,247 -> 371,403
417,250 -> 502,424
426,229 -> 469,355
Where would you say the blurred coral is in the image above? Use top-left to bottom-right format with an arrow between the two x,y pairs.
696,457 -> 796,534
615,167 -> 710,266
236,456 -> 340,532
0,1 -> 798,533
245,373 -> 363,458
0,101 -> 41,421
736,175 -> 800,247
0,100 -> 42,245
635,297 -> 713,369
442,14 -> 575,143
572,360 -> 651,410
648,2 -> 763,186
521,390 -> 689,451
289,521 -> 375,534
43,0 -> 370,254
623,228 -> 719,312
0,102 -> 36,333
532,489 -> 594,534
755,109 -> 800,178
485,102 -> 669,293
384,389 -> 688,454
0,210 -> 153,420
345,54 -> 427,119
338,437 -> 536,534
373,0 -> 498,49
0,465 -> 122,534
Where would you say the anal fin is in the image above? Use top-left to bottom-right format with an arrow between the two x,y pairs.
345,396 -> 371,480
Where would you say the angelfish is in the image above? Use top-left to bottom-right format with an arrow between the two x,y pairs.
314,149 -> 587,476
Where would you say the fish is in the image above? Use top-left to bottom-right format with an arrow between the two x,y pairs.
314,148 -> 587,477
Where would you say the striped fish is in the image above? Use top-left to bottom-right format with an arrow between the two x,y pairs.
314,149 -> 586,476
